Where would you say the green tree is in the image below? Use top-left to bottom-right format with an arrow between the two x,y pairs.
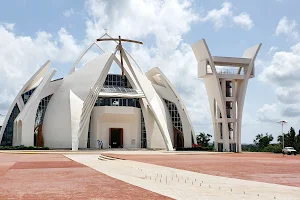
196,132 -> 212,147
286,127 -> 296,147
295,130 -> 300,152
278,127 -> 297,148
278,134 -> 286,146
253,133 -> 274,150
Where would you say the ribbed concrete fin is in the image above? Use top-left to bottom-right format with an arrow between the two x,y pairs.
120,49 -> 174,151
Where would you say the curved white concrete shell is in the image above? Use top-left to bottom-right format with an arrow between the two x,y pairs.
0,60 -> 51,146
192,39 -> 261,152
146,67 -> 196,147
0,35 -> 195,151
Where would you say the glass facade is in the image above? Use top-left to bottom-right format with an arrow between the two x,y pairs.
164,99 -> 183,133
228,122 -> 234,139
1,104 -> 20,146
21,78 -> 62,105
95,97 -> 141,108
164,99 -> 184,148
104,74 -> 132,88
141,110 -> 147,148
101,85 -> 137,93
21,88 -> 36,105
94,96 -> 147,148
219,122 -> 223,139
35,95 -> 53,127
93,74 -> 141,149
226,101 -> 233,118
34,95 -> 52,146
87,116 -> 91,148
226,81 -> 233,97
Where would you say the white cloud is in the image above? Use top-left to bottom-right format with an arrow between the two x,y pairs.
233,12 -> 254,30
84,0 -> 211,129
259,42 -> 300,89
257,103 -> 277,113
282,105 -> 300,117
258,36 -> 300,125
0,0 -> 201,120
275,16 -> 299,40
2,23 -> 15,31
255,102 -> 299,142
85,0 -> 198,54
55,28 -> 82,62
0,24 -> 85,117
257,103 -> 281,123
267,46 -> 278,55
0,0 -> 256,134
199,2 -> 254,30
275,87 -> 300,105
63,8 -> 74,17
256,102 -> 300,127
200,2 -> 232,29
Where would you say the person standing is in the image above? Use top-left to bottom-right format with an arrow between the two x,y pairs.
100,141 -> 103,149
97,140 -> 101,149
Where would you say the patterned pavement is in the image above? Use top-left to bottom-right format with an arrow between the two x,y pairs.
0,153 -> 171,200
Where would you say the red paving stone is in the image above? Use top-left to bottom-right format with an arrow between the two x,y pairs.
103,152 -> 300,188
11,161 -> 85,169
0,153 -> 171,200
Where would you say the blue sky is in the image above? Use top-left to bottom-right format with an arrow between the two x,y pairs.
0,0 -> 300,143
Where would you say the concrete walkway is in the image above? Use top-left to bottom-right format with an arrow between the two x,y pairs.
65,154 -> 300,200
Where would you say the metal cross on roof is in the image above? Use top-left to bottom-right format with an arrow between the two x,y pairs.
96,35 -> 143,77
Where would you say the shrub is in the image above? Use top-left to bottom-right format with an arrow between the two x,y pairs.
242,144 -> 259,152
262,144 -> 282,153
0,146 -> 49,150
175,146 -> 214,151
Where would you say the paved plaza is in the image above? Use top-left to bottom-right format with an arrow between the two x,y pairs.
1,151 -> 300,199
0,152 -> 170,200
103,151 -> 300,187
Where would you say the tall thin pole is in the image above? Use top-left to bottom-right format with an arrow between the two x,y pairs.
282,123 -> 284,149
118,36 -> 124,77
277,120 -> 287,149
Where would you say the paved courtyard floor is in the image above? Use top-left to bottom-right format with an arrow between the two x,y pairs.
103,152 -> 300,187
0,153 -> 170,200
1,151 -> 300,199
67,153 -> 300,200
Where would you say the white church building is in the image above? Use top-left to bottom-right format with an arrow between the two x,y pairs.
0,34 -> 196,151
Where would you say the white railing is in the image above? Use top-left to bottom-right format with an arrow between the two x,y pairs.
217,68 -> 244,75
76,51 -> 117,140
207,66 -> 245,75
77,83 -> 101,139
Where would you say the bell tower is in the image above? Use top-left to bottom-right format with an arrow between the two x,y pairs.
192,39 -> 261,152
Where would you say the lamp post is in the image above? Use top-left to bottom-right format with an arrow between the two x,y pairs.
277,120 -> 287,149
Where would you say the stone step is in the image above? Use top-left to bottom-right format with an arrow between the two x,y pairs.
98,154 -> 117,161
